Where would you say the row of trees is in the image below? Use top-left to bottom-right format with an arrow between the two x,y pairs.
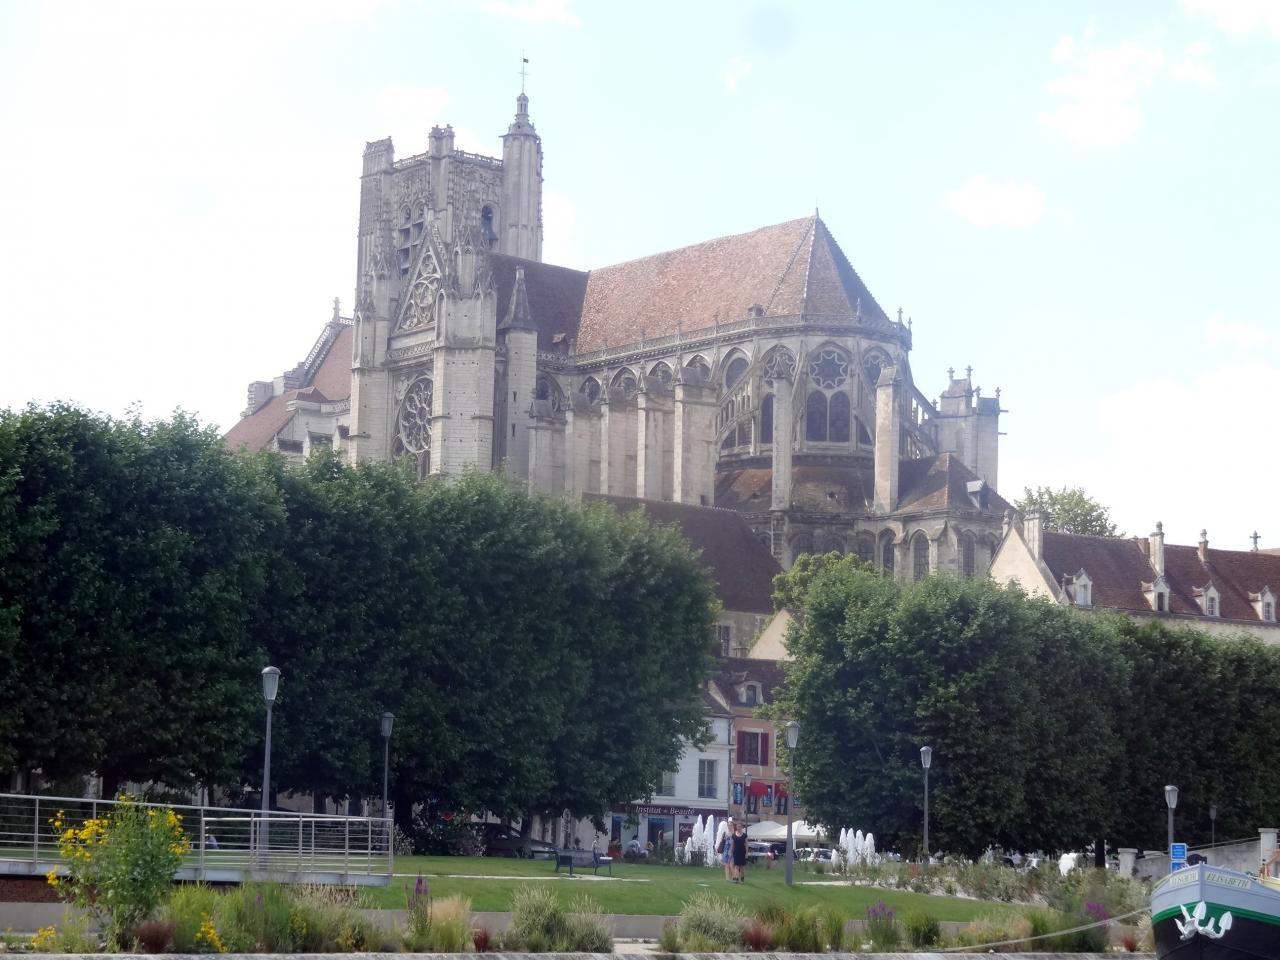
0,404 -> 718,832
776,555 -> 1280,855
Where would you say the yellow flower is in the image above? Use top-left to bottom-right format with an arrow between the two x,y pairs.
45,869 -> 58,887
32,925 -> 57,950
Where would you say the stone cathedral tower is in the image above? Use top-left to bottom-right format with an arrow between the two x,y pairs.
230,90 -> 1015,579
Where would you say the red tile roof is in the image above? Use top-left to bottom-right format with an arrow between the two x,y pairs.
574,216 -> 889,352
586,494 -> 780,614
1040,531 -> 1280,623
224,325 -> 353,452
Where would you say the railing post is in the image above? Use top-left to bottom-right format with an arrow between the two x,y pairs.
344,818 -> 350,876
297,815 -> 303,876
32,796 -> 39,866
199,808 -> 206,878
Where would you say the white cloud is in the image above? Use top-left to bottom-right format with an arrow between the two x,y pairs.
943,176 -> 1046,230
722,56 -> 753,93
1183,0 -> 1280,37
1003,358 -> 1280,550
1173,42 -> 1221,86
1037,34 -> 1165,145
482,0 -> 581,27
1205,310 -> 1271,347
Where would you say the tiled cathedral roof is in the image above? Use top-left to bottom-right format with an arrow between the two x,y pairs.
491,254 -> 588,351
1039,531 -> 1280,623
585,494 -> 780,614
573,215 -> 889,352
896,453 -> 1011,515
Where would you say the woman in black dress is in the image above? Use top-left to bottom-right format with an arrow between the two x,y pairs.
730,822 -> 748,882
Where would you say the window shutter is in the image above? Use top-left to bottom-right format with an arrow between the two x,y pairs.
736,732 -> 746,764
760,732 -> 770,766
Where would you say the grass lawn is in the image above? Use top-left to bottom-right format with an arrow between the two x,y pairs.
364,855 -> 995,920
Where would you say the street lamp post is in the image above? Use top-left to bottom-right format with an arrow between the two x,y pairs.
784,720 -> 800,888
380,712 -> 395,843
1166,784 -> 1179,867
921,746 -> 933,860
1210,802 -> 1217,851
260,666 -> 281,865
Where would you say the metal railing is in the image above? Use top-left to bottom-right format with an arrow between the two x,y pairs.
0,793 -> 392,887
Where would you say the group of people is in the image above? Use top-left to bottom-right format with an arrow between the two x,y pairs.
717,816 -> 749,882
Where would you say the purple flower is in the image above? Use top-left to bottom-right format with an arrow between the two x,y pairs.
1084,900 -> 1109,921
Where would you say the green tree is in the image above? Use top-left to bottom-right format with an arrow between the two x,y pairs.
779,559 -> 1048,856
0,404 -> 282,789
1016,485 -> 1121,536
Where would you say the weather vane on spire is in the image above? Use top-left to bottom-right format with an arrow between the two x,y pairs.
519,54 -> 529,94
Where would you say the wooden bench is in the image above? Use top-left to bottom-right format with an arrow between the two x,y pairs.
554,849 -> 613,876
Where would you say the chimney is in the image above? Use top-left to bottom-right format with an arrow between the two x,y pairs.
1151,521 -> 1165,577
873,365 -> 901,513
1198,529 -> 1209,564
1024,511 -> 1043,561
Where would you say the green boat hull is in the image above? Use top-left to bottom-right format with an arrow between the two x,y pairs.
1152,864 -> 1280,960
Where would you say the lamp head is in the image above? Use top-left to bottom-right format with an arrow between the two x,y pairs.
261,666 -> 281,705
1165,784 -> 1179,810
784,720 -> 800,750
381,711 -> 395,739
745,772 -> 752,788
920,745 -> 932,770
1210,803 -> 1217,821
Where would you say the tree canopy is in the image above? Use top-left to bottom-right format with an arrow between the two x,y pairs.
0,406 -> 717,827
775,555 -> 1280,855
1016,485 -> 1121,536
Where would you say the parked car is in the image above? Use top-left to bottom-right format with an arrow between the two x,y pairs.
794,846 -> 834,862
473,823 -> 556,859
746,840 -> 772,863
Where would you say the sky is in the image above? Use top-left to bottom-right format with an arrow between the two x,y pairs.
1,0 -> 1277,549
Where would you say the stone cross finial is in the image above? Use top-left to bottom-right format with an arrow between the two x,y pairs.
1252,531 -> 1261,552
1156,521 -> 1163,533
966,365 -> 973,379
332,296 -> 341,321
947,366 -> 954,380
897,307 -> 904,323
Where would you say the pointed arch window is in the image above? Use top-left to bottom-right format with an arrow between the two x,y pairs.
962,532 -> 976,578
881,534 -> 896,575
829,392 -> 851,443
912,531 -> 930,582
725,356 -> 749,390
855,534 -> 875,566
806,391 -> 828,441
760,395 -> 774,445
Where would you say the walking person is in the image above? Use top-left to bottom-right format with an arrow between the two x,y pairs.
718,818 -> 734,880
731,821 -> 748,882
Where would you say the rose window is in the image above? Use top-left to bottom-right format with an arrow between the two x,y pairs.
809,350 -> 849,389
397,377 -> 433,454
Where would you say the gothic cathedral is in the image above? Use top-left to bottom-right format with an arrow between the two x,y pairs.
227,92 -> 1013,574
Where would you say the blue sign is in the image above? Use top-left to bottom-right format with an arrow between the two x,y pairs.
1171,860 -> 1188,872
1171,843 -> 1187,860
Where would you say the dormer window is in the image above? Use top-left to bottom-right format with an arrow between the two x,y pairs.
1144,576 -> 1170,614
739,682 -> 763,706
1250,587 -> 1276,622
1195,583 -> 1221,618
1070,569 -> 1093,608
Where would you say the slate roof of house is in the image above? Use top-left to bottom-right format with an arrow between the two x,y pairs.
224,325 -> 353,452
710,657 -> 787,706
585,494 -> 780,614
574,216 -> 889,352
1040,531 -> 1280,623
